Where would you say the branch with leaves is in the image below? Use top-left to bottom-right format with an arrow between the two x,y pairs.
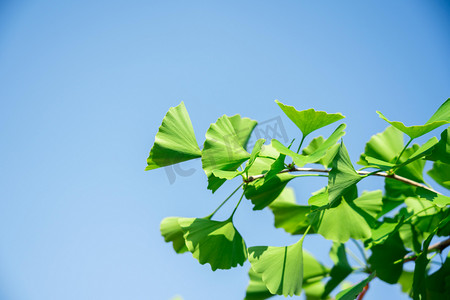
146,99 -> 450,299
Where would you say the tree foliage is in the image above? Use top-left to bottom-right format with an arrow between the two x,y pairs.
147,99 -> 450,299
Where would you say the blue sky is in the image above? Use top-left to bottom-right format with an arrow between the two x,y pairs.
0,1 -> 449,299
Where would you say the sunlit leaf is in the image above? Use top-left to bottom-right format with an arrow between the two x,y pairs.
179,218 -> 247,270
269,188 -> 313,235
302,136 -> 340,168
369,217 -> 403,246
398,271 -> 414,296
248,238 -> 305,296
202,115 -> 253,192
275,100 -> 345,137
309,188 -> 373,243
358,126 -> 404,167
322,243 -> 353,298
228,114 -> 258,150
160,217 -> 190,254
427,161 -> 450,190
416,187 -> 450,208
335,272 -> 376,300
146,102 -> 202,170
304,281 -> 328,300
368,232 -> 408,284
272,124 -> 346,167
328,142 -> 362,206
376,99 -> 450,139
244,268 -> 274,300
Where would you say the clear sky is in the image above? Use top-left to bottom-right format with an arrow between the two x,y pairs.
0,1 -> 449,300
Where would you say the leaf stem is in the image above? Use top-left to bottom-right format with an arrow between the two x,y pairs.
296,135 -> 306,154
351,239 -> 368,263
230,186 -> 247,219
393,137 -> 413,167
207,183 -> 244,219
300,225 -> 312,243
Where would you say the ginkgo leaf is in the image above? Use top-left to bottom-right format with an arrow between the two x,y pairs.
269,187 -> 314,235
328,142 -> 362,206
368,232 -> 408,284
244,251 -> 329,300
426,251 -> 450,299
275,100 -> 345,137
358,126 -> 404,167
428,161 -> 450,190
202,115 -> 252,192
272,124 -> 346,167
412,231 -> 436,299
369,217 -> 403,246
395,137 -> 439,169
179,218 -> 247,271
376,98 -> 450,139
308,187 -> 374,243
146,102 -> 202,170
322,243 -> 353,298
245,173 -> 297,210
302,136 -> 340,168
426,127 -> 450,163
248,238 -> 305,296
335,272 -> 376,300
160,217 -> 190,254
228,114 -> 258,150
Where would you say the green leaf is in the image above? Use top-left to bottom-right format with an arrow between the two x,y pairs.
328,142 -> 362,206
245,173 -> 296,210
335,272 -> 376,300
302,136 -> 340,168
244,268 -> 274,300
395,137 -> 439,169
228,114 -> 258,150
146,102 -> 202,170
426,251 -> 450,299
244,251 -> 329,300
412,231 -> 436,300
369,217 -> 403,246
304,281 -> 328,300
179,218 -> 247,270
416,187 -> 450,208
160,217 -> 189,254
309,187 -> 373,243
322,243 -> 353,298
358,126 -> 404,167
272,124 -> 346,167
269,187 -> 313,235
427,161 -> 450,190
398,271 -> 414,296
425,127 -> 450,163
275,100 -> 345,137
376,99 -> 450,139
202,115 -> 253,192
248,238 -> 305,296
368,232 -> 408,284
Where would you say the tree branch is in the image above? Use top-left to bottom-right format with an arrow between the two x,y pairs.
402,237 -> 450,263
245,167 -> 441,195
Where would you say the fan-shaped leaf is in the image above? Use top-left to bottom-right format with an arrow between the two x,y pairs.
428,161 -> 450,190
179,218 -> 247,270
272,124 -> 346,167
202,115 -> 253,192
269,188 -> 313,235
426,127 -> 450,163
160,217 -> 190,254
376,99 -> 450,139
275,100 -> 345,137
412,231 -> 436,299
248,238 -> 305,296
146,102 -> 202,170
328,142 -> 362,206
302,136 -> 340,168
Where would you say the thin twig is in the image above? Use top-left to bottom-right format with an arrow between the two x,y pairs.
402,237 -> 450,263
357,283 -> 369,300
245,167 -> 441,194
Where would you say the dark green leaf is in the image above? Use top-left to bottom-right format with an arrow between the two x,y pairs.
244,268 -> 274,300
426,252 -> 450,299
425,127 -> 450,163
412,231 -> 436,300
146,102 -> 202,170
179,218 -> 247,270
335,272 -> 376,300
275,100 -> 345,137
322,243 -> 353,298
368,232 -> 408,284
248,238 -> 305,296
